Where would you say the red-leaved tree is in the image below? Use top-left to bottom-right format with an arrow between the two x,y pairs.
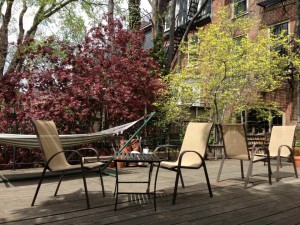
0,16 -> 165,134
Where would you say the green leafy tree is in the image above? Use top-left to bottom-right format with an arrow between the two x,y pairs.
159,7 -> 290,124
0,0 -> 110,77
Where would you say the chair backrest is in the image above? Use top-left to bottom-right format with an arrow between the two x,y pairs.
32,120 -> 70,171
220,124 -> 249,160
178,122 -> 213,167
268,125 -> 296,157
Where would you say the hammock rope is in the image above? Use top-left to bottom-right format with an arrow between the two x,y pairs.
0,116 -> 148,148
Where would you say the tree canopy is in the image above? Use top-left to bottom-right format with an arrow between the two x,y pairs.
159,8 -> 291,124
0,16 -> 165,133
0,0 -> 123,77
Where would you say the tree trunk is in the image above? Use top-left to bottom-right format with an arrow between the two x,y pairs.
2,0 -> 78,76
166,0 -> 176,72
0,0 -> 14,77
152,0 -> 167,39
129,0 -> 141,30
108,0 -> 114,20
297,0 -> 300,39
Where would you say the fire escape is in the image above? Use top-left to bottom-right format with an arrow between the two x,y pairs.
166,0 -> 212,61
256,0 -> 286,7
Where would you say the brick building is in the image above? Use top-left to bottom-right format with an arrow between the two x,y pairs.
222,0 -> 298,129
143,0 -> 299,133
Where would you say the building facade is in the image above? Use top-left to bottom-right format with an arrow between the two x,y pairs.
143,0 -> 299,133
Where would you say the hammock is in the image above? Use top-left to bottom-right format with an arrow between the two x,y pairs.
0,119 -> 141,148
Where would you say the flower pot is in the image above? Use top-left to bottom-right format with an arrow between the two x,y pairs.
117,161 -> 126,168
294,156 -> 300,168
108,160 -> 115,168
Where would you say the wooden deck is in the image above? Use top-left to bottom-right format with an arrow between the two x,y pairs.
1,159 -> 300,224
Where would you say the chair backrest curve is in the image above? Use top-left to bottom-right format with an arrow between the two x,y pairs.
178,122 -> 213,167
268,125 -> 296,157
32,120 -> 70,171
220,124 -> 249,161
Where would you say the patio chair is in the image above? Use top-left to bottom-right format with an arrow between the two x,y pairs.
155,122 -> 214,205
31,120 -> 105,209
267,125 -> 298,181
216,124 -> 272,188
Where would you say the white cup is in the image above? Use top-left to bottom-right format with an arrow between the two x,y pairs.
143,148 -> 149,154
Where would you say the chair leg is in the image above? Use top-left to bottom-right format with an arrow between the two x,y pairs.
240,160 -> 244,179
202,160 -> 213,198
244,160 -> 252,189
216,155 -> 225,182
276,156 -> 281,182
99,168 -> 105,197
31,167 -> 47,206
291,155 -> 298,179
54,172 -> 64,196
179,170 -> 185,188
267,155 -> 272,185
81,170 -> 90,209
172,167 -> 181,205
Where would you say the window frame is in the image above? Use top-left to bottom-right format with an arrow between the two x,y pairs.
232,0 -> 248,18
269,21 -> 290,55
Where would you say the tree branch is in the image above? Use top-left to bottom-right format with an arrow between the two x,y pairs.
82,0 -> 107,6
18,0 -> 28,43
176,0 -> 210,70
0,0 -> 5,19
0,0 -> 14,76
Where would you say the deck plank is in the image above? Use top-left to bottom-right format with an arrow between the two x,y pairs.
0,160 -> 300,224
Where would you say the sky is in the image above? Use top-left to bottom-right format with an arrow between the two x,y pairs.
140,0 -> 152,11
20,1 -> 152,32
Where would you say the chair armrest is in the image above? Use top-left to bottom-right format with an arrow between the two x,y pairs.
278,144 -> 293,156
153,144 -> 180,161
249,144 -> 270,160
45,150 -> 85,169
177,150 -> 204,169
153,144 -> 179,154
64,148 -> 99,161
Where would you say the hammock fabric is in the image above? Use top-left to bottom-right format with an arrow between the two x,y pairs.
0,119 -> 140,148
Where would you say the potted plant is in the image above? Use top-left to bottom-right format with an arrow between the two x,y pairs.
293,140 -> 300,168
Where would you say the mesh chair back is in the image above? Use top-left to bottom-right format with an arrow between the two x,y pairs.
177,123 -> 213,167
268,125 -> 296,157
221,124 -> 249,160
32,120 -> 70,171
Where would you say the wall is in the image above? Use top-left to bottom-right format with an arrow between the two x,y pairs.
217,0 -> 298,126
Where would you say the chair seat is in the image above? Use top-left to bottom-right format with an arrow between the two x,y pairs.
230,155 -> 266,162
161,160 -> 200,169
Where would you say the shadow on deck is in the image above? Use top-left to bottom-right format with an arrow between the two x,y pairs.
1,159 -> 300,224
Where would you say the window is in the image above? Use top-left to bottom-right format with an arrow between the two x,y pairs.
271,22 -> 289,55
187,35 -> 199,66
198,0 -> 212,16
272,22 -> 288,37
233,0 -> 247,17
234,35 -> 246,45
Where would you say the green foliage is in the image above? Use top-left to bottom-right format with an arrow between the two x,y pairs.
160,7 -> 291,124
128,0 -> 141,29
150,34 -> 167,75
58,6 -> 87,44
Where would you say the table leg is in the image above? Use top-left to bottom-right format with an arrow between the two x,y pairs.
154,162 -> 160,211
147,163 -> 154,194
114,164 -> 119,211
